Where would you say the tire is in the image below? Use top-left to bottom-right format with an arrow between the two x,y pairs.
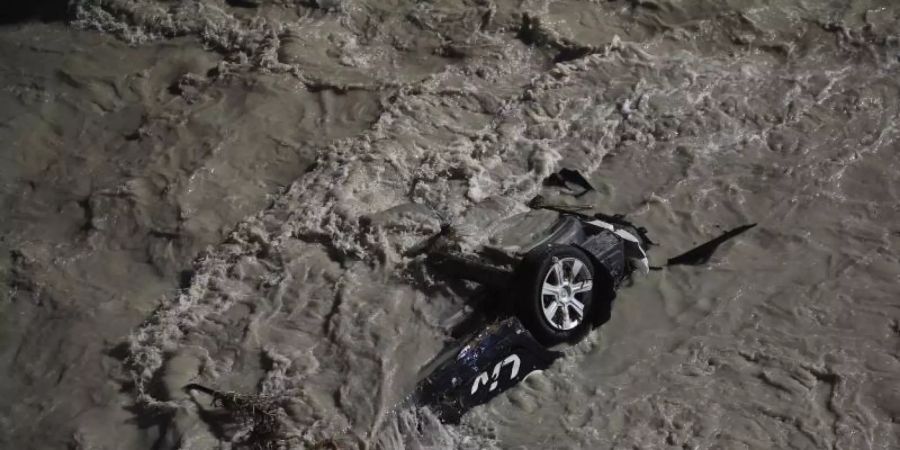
513,244 -> 595,346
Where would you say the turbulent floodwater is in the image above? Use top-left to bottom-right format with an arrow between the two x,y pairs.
1,1 -> 899,449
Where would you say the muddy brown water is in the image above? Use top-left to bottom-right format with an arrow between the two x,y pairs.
1,1 -> 899,449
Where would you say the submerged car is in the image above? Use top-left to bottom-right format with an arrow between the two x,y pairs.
411,197 -> 654,421
427,202 -> 651,345
413,186 -> 754,422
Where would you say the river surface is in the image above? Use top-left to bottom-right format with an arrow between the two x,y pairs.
1,1 -> 899,449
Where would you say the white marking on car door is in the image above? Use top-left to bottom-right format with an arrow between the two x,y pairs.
471,354 -> 522,395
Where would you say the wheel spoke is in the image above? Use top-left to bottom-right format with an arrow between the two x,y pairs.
561,305 -> 573,329
550,261 -> 564,285
571,279 -> 593,294
543,300 -> 561,322
569,259 -> 583,283
542,285 -> 561,298
569,299 -> 585,318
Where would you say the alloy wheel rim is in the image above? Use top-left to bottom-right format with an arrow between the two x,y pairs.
540,257 -> 592,331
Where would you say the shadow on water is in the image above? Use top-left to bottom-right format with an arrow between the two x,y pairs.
1,0 -> 70,25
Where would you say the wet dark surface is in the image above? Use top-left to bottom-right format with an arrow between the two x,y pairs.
0,1 -> 70,25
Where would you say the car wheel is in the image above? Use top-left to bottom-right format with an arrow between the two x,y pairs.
514,244 -> 595,346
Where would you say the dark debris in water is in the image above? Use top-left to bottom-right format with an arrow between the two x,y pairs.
184,383 -> 344,450
667,223 -> 757,266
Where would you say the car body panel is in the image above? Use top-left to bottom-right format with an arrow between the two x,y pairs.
413,317 -> 562,423
460,212 -> 639,287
